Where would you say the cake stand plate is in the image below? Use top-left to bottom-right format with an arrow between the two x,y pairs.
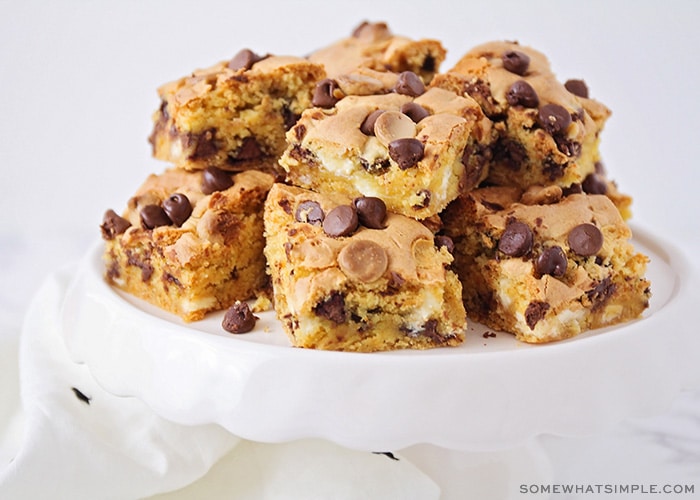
60,225 -> 700,453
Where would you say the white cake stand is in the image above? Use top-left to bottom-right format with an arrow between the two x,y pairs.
60,224 -> 699,498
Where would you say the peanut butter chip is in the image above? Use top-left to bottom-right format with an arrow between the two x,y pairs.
338,240 -> 388,282
374,110 -> 416,147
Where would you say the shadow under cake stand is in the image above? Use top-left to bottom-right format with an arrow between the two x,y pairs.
60,225 -> 700,499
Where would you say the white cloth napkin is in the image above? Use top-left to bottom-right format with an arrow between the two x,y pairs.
0,267 -> 441,499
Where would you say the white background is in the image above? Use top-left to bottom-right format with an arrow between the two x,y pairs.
2,0 -> 700,497
2,0 -> 699,258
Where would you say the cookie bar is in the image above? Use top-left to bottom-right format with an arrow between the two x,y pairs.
101,167 -> 275,322
431,40 -> 611,189
263,183 -> 467,352
308,21 -> 446,84
149,51 -> 325,171
279,87 -> 493,220
440,186 -> 650,343
564,162 -> 633,220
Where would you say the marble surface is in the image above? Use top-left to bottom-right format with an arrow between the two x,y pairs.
2,0 -> 700,497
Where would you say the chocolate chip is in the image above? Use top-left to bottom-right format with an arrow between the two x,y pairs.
360,110 -> 385,136
186,129 -> 218,160
222,301 -> 257,333
400,102 -> 430,123
435,235 -> 455,254
553,136 -> 581,157
140,204 -> 171,229
543,159 -> 566,180
101,209 -> 131,239
462,144 -> 491,189
353,196 -> 387,229
421,54 -> 436,73
388,138 -> 424,169
586,276 -> 617,309
201,166 -> 234,194
534,246 -> 568,277
126,250 -> 153,281
234,136 -> 263,160
493,137 -> 527,170
312,78 -> 341,108
360,157 -> 391,175
498,221 -> 533,257
506,80 -> 539,108
228,49 -> 265,71
562,183 -> 583,197
295,200 -> 325,225
502,50 -> 530,76
162,193 -> 193,227
393,71 -> 425,97
567,223 -> 603,256
313,291 -> 346,323
582,173 -> 608,195
413,189 -> 432,209
564,79 -> 589,98
538,103 -> 572,136
525,301 -> 550,330
322,205 -> 358,237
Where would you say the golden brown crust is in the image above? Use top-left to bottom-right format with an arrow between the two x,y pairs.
263,183 -> 467,351
308,21 -> 446,84
432,40 -> 611,190
149,55 -> 325,171
279,88 -> 491,219
441,187 -> 650,342
102,168 -> 275,322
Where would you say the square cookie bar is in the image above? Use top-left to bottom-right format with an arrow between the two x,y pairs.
264,183 -> 467,352
279,87 -> 493,220
431,40 -> 611,189
101,167 -> 274,322
149,52 -> 325,171
440,186 -> 651,343
308,21 -> 446,84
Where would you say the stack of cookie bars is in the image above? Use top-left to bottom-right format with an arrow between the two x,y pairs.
101,22 -> 651,351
